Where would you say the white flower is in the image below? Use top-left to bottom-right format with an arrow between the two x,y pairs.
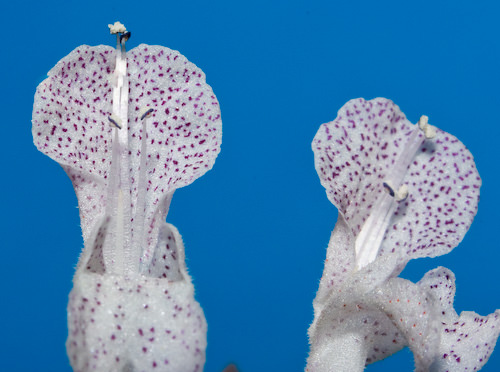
308,98 -> 499,371
32,24 -> 221,372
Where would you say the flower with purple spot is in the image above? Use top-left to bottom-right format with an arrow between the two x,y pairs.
307,98 -> 499,372
32,22 -> 221,372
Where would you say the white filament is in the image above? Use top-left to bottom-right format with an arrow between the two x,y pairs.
132,107 -> 151,270
107,24 -> 134,276
354,118 -> 431,270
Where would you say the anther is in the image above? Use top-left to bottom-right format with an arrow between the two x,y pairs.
139,107 -> 154,121
383,181 -> 395,197
383,181 -> 408,202
108,21 -> 127,35
120,31 -> 131,43
395,184 -> 409,202
108,115 -> 122,129
355,115 -> 437,271
418,115 -> 436,139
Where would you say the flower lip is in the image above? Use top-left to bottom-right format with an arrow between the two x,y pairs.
32,41 -> 222,275
312,97 -> 480,271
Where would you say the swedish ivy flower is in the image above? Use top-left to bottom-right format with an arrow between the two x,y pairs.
307,98 -> 499,371
32,22 -> 221,371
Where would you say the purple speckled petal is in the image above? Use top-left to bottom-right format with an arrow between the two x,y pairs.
32,45 -> 114,176
384,127 -> 480,267
419,267 -> 500,371
309,251 -> 498,371
313,98 -> 409,236
32,45 -> 114,241
312,97 -> 480,270
67,223 -> 206,371
126,44 -> 221,265
127,44 -> 221,193
142,222 -> 184,281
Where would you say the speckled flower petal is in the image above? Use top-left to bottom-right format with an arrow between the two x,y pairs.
312,98 -> 480,270
68,223 -> 206,372
313,98 -> 408,235
125,44 -> 221,264
32,45 -> 115,239
127,44 -> 221,196
419,267 -> 500,371
67,274 -> 206,372
142,222 -> 184,281
32,45 -> 115,177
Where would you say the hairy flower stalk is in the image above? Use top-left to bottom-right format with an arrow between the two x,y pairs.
32,21 -> 221,371
308,98 -> 499,372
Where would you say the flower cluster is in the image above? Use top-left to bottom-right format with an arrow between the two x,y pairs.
307,98 -> 499,371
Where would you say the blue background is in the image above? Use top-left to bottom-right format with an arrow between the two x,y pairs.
1,0 -> 499,371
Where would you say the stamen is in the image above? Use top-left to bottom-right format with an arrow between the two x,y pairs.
354,192 -> 397,270
108,115 -> 122,129
383,181 -> 395,197
108,21 -> 127,34
135,107 -> 154,271
139,107 -> 154,120
354,116 -> 435,270
104,21 -> 136,276
418,115 -> 436,139
395,184 -> 409,202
